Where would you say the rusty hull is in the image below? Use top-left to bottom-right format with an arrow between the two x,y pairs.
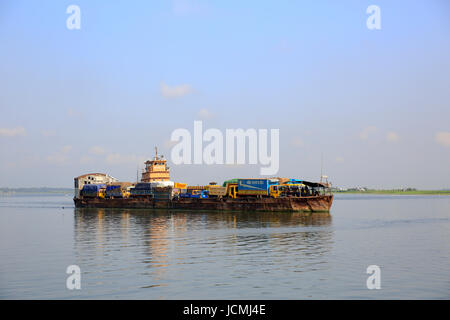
73,195 -> 333,212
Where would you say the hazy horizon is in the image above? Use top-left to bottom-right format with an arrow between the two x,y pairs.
1,1 -> 450,189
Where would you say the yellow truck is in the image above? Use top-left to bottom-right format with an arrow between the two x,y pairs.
269,183 -> 305,198
223,183 -> 238,198
174,182 -> 187,190
81,184 -> 106,198
207,185 -> 228,197
186,185 -> 207,191
106,183 -> 133,198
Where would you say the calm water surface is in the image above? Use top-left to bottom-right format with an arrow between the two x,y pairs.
0,194 -> 449,299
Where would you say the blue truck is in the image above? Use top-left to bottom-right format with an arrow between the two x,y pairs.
237,179 -> 278,196
179,189 -> 209,199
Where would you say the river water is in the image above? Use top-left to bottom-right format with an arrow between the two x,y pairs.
0,194 -> 449,299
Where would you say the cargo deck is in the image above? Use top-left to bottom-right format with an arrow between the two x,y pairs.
73,195 -> 333,212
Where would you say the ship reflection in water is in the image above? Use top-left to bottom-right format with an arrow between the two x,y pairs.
73,209 -> 333,298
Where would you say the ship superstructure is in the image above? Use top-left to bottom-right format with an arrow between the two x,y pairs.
141,147 -> 170,183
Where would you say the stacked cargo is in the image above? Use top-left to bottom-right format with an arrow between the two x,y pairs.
207,185 -> 227,197
151,181 -> 175,188
180,189 -> 208,198
130,182 -> 152,197
174,182 -> 187,193
80,184 -> 106,198
187,185 -> 207,191
106,182 -> 133,198
179,184 -> 210,198
172,182 -> 187,197
174,183 -> 187,189
106,185 -> 121,198
237,179 -> 278,196
152,186 -> 173,200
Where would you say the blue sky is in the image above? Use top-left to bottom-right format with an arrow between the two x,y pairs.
0,0 -> 449,188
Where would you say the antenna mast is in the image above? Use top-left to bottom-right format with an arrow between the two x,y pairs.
320,153 -> 323,182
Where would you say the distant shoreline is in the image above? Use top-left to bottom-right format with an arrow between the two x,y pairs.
0,188 -> 73,195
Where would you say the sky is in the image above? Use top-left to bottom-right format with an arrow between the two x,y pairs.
0,0 -> 449,189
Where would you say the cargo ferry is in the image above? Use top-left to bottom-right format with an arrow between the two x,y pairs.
73,149 -> 333,212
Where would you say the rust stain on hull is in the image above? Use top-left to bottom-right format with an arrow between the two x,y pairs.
73,195 -> 333,213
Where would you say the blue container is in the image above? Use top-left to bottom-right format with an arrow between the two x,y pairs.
81,184 -> 105,197
106,185 -> 123,197
135,183 -> 152,190
82,184 -> 105,192
180,190 -> 208,199
238,179 -> 269,192
201,190 -> 209,198
179,193 -> 192,198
